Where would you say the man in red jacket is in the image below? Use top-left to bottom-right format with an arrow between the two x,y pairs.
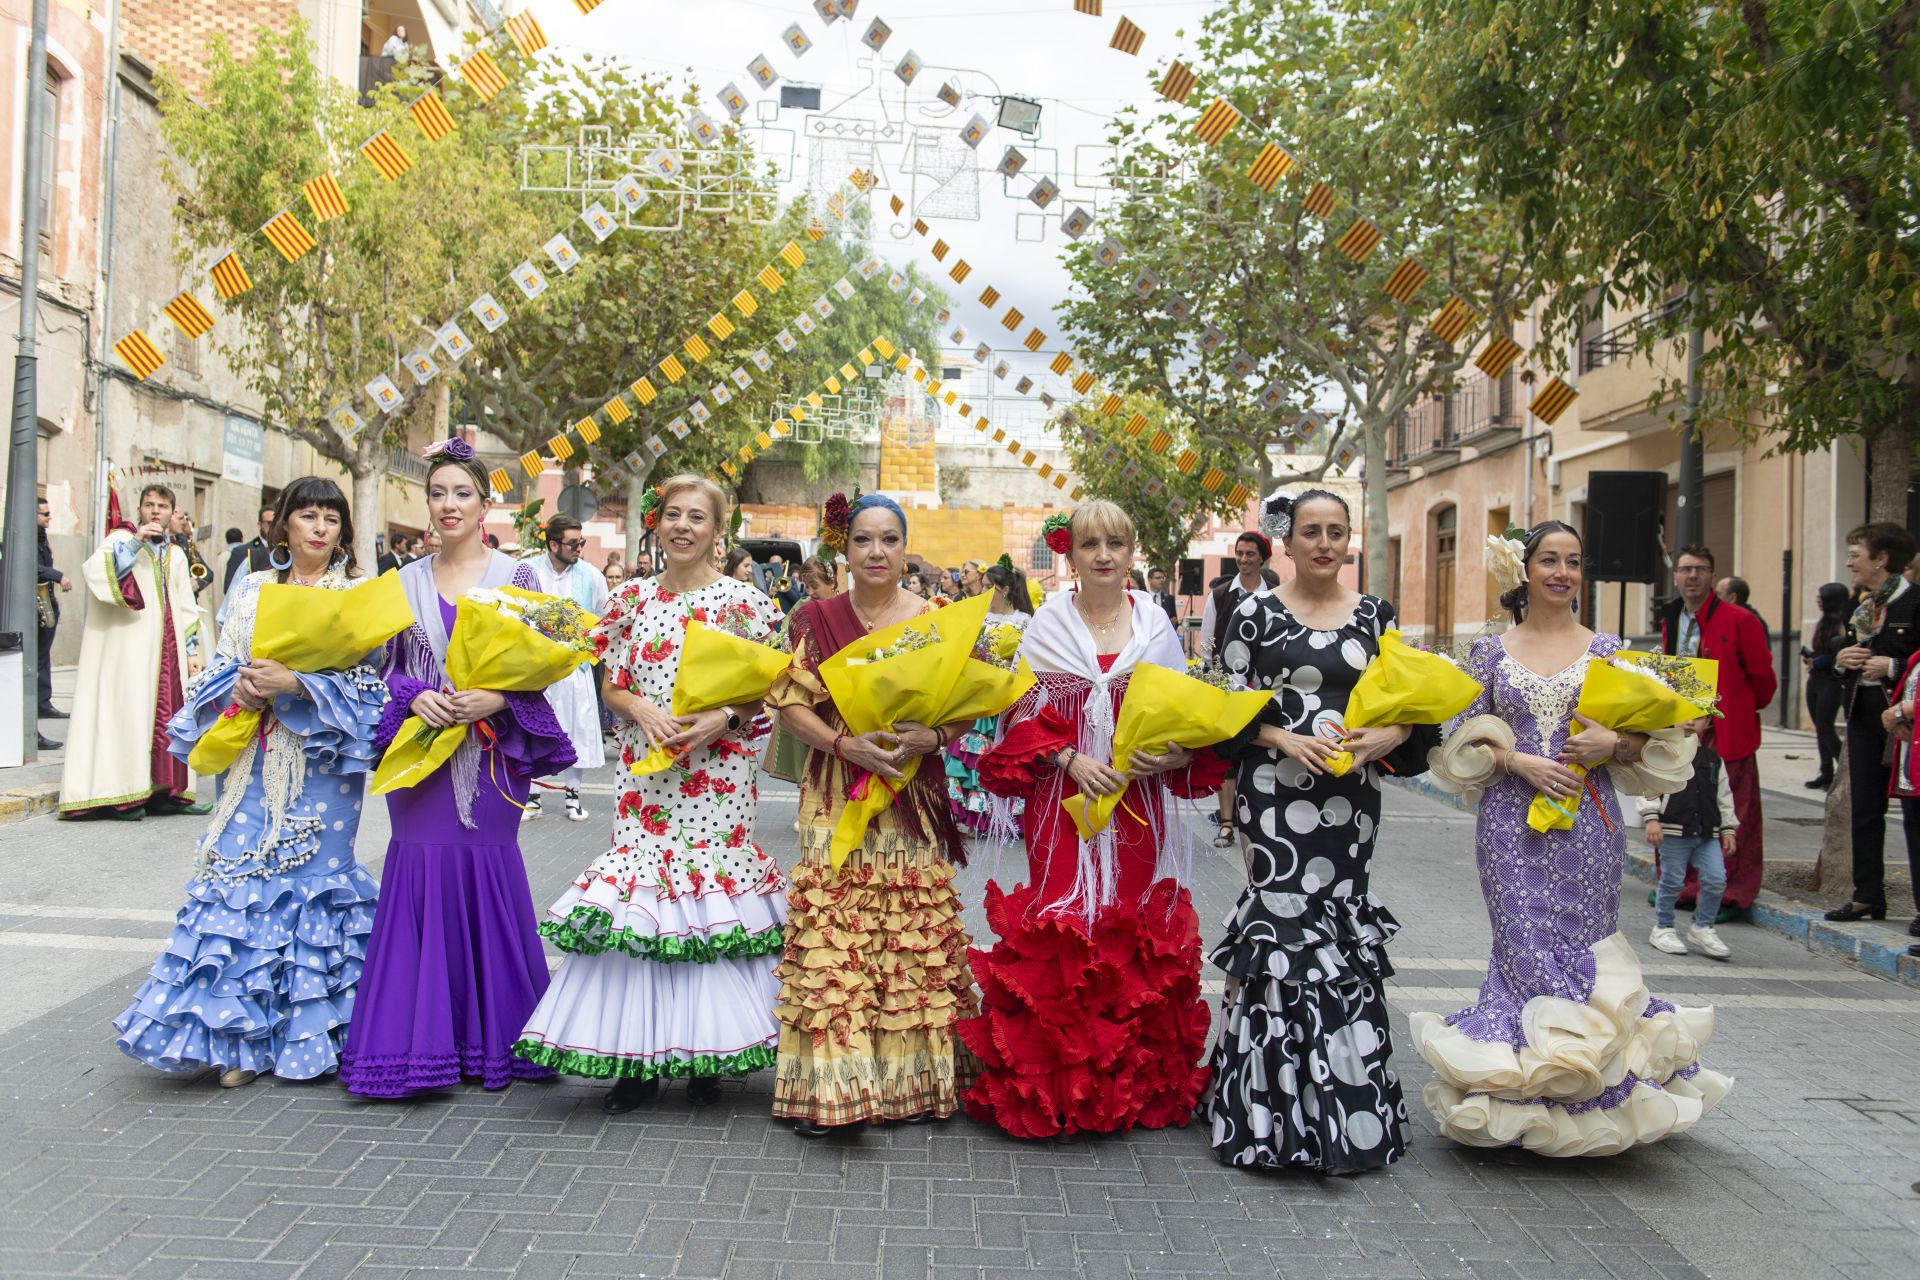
1660,545 -> 1778,917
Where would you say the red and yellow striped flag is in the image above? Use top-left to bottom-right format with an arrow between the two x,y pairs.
1099,392 -> 1123,416
1193,99 -> 1241,146
550,434 -> 574,462
209,253 -> 252,301
1174,450 -> 1199,475
873,337 -> 896,358
505,11 -> 547,57
1302,181 -> 1336,217
1528,376 -> 1578,425
1334,217 -> 1384,263
361,131 -> 413,181
1475,334 -> 1523,379
1148,430 -> 1171,453
1431,297 -> 1477,346
1227,482 -> 1251,506
890,194 -> 904,215
1124,412 -> 1148,436
579,417 -> 603,443
260,209 -> 316,261
603,398 -> 631,425
1158,61 -> 1196,104
631,377 -> 657,404
720,460 -> 738,479
573,0 -> 604,13
458,51 -> 508,102
778,241 -> 805,269
520,450 -> 545,477
1110,16 -> 1145,54
1247,142 -> 1295,192
1050,353 -> 1073,376
163,292 -> 215,339
931,239 -> 950,261
1072,371 -> 1096,394
707,313 -> 735,341
912,218 -> 929,236
949,259 -> 971,284
114,330 -> 165,379
683,334 -> 712,363
302,173 -> 348,223
410,92 -> 455,142
804,221 -> 827,242
1074,0 -> 1103,13
1023,328 -> 1046,352
757,264 -> 784,292
1002,307 -> 1024,331
978,285 -> 1000,308
732,290 -> 758,317
659,354 -> 687,383
1382,258 -> 1430,303
488,468 -> 512,494
1201,468 -> 1225,493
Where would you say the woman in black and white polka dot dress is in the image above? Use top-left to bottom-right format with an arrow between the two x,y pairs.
1201,490 -> 1437,1174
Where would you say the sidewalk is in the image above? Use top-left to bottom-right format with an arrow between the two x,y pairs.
0,663 -> 77,823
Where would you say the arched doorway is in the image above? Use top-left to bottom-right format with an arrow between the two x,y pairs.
1431,504 -> 1457,646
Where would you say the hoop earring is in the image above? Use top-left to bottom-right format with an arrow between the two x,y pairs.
329,548 -> 348,571
269,542 -> 292,571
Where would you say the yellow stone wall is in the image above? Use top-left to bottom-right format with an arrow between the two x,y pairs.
900,507 -> 1007,571
878,432 -> 938,495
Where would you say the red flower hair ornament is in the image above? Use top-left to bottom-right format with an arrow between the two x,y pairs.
638,485 -> 667,530
1042,512 -> 1074,556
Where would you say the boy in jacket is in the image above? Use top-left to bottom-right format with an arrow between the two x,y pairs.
1640,717 -> 1738,959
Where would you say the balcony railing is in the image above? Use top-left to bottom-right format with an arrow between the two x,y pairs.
1387,370 -> 1516,467
359,55 -> 398,106
386,446 -> 428,484
1580,297 -> 1684,372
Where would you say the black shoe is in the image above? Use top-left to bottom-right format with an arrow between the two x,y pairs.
686,1076 -> 723,1106
1824,902 -> 1888,922
897,1111 -> 938,1125
38,706 -> 66,720
603,1076 -> 660,1114
35,734 -> 58,752
792,1119 -> 852,1139
1907,917 -> 1920,938
1908,943 -> 1920,958
1805,774 -> 1832,790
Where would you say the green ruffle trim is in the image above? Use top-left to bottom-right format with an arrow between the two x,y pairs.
538,905 -> 785,964
510,1039 -> 778,1081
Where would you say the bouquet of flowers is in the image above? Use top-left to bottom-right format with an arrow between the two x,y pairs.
187,572 -> 414,775
1061,661 -> 1272,840
973,621 -> 1024,672
1525,652 -> 1719,833
818,592 -> 1035,866
369,585 -> 599,793
1322,629 -> 1485,777
1185,656 -> 1235,690
627,606 -> 791,776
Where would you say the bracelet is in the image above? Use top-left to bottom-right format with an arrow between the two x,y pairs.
1058,747 -> 1077,771
831,733 -> 847,759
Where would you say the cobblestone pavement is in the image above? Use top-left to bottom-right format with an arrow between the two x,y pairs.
2,765 -> 1918,1280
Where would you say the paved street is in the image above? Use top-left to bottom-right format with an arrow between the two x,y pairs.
2,767 -> 1918,1280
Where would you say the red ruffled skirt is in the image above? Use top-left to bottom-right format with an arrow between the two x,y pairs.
956,879 -> 1212,1139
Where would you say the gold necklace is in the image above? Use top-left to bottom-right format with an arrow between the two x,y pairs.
852,595 -> 895,631
1076,595 -> 1124,630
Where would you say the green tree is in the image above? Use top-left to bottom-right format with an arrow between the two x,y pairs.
1059,0 -> 1537,588
160,22 -> 547,566
1053,393 -> 1240,573
1396,0 -> 1920,520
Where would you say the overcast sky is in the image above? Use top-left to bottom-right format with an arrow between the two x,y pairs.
539,0 -> 1221,426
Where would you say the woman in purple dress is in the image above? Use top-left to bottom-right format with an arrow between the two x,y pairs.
339,440 -> 575,1098
1418,521 -> 1732,1156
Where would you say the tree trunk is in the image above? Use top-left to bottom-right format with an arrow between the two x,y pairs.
624,459 -> 658,563
1865,412 -> 1912,523
431,379 -> 450,440
1361,414 -> 1391,596
1807,740 -> 1851,893
350,437 -> 382,573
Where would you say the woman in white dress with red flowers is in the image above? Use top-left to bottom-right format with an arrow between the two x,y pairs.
515,475 -> 786,1113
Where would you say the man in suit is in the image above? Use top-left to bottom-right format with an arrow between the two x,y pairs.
1659,544 -> 1777,919
1147,566 -> 1178,623
377,533 -> 411,576
222,504 -> 275,593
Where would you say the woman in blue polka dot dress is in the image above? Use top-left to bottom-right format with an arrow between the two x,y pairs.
115,478 -> 388,1088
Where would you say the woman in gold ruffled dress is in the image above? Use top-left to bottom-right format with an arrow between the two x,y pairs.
766,494 -> 978,1137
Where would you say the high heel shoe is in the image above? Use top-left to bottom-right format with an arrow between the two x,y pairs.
1823,902 -> 1887,922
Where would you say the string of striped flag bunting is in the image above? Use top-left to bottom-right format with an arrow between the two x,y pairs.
1058,2 -> 1580,427
892,346 -> 1086,500
891,219 -> 1258,507
112,6 -> 573,383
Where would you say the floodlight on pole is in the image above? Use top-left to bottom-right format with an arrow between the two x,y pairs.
995,96 -> 1042,138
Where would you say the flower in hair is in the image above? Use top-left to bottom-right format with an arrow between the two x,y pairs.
1042,512 -> 1074,556
638,485 -> 666,530
994,552 -> 1015,574
1486,533 -> 1528,592
818,492 -> 851,555
423,437 -> 476,463
1260,489 -> 1293,542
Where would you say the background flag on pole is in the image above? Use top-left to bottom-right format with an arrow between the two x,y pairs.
209,253 -> 252,300
261,209 -> 316,261
114,331 -> 165,378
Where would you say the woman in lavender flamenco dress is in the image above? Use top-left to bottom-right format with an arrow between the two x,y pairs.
1418,522 -> 1732,1156
338,439 -> 576,1098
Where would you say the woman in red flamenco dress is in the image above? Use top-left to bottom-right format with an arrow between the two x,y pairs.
960,501 -> 1227,1139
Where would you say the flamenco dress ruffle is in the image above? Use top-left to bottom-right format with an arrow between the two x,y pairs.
115,660 -> 385,1080
1203,890 -> 1408,1172
339,680 -> 571,1098
958,879 -> 1212,1139
516,828 -> 788,1082
1409,932 -> 1733,1157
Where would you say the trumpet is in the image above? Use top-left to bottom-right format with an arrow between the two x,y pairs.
170,515 -> 212,583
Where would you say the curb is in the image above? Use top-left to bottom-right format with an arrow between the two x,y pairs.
0,783 -> 59,826
1387,776 -> 1920,992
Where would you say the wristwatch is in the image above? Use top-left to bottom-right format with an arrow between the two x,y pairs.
724,707 -> 742,733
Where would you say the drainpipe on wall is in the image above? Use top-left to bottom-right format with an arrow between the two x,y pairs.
90,0 -> 124,543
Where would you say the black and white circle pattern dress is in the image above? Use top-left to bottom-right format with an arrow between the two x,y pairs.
1202,591 -> 1416,1173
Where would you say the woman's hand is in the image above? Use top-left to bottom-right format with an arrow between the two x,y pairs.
628,696 -> 683,749
1340,724 -> 1411,768
1836,643 -> 1872,673
239,657 -> 300,700
840,729 -> 904,780
661,707 -> 731,755
1557,714 -> 1619,767
1866,656 -> 1896,682
892,721 -> 945,760
230,681 -> 269,712
1127,744 -> 1193,776
1511,751 -> 1584,802
446,689 -> 507,724
1066,752 -> 1130,798
410,688 -> 459,729
1262,727 -> 1343,776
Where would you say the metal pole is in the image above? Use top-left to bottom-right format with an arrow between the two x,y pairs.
1677,290 -> 1705,549
7,0 -> 53,763
92,0 -> 125,545
1780,547 -> 1795,727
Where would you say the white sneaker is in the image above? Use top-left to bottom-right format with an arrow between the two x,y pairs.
522,795 -> 542,822
1685,925 -> 1731,959
1648,926 -> 1688,955
565,788 -> 588,822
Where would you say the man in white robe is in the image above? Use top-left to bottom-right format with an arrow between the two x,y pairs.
526,513 -> 608,821
59,484 -> 204,818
